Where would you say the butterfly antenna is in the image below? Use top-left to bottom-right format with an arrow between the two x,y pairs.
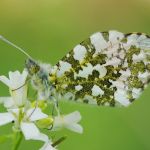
0,35 -> 33,59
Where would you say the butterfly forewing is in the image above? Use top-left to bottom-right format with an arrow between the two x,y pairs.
49,30 -> 150,107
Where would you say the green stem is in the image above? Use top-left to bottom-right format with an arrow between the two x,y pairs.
12,132 -> 23,150
52,136 -> 67,147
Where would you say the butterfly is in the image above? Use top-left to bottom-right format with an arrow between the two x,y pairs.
1,30 -> 150,107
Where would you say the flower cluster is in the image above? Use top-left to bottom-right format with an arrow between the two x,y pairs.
0,69 -> 83,150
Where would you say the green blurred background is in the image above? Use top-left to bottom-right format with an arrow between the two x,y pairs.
0,0 -> 150,149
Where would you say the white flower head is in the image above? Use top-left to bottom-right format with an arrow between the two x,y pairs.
0,69 -> 55,150
0,69 -> 28,89
0,105 -> 51,149
52,111 -> 83,134
0,69 -> 28,107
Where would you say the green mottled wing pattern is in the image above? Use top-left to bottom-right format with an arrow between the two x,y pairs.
49,31 -> 150,107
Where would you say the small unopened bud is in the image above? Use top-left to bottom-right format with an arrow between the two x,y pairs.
36,117 -> 53,129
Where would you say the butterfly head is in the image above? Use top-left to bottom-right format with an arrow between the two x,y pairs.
25,58 -> 40,75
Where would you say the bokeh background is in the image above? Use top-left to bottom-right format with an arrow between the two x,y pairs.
0,0 -> 150,149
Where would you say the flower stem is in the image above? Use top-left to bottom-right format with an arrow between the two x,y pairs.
12,132 -> 23,150
52,136 -> 67,147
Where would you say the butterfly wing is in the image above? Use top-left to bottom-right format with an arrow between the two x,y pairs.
49,30 -> 150,107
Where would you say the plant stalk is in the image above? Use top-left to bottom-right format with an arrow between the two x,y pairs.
12,132 -> 23,150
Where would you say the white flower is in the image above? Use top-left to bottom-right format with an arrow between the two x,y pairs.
0,112 -> 15,126
0,69 -> 55,150
40,141 -> 56,150
52,111 -> 83,134
0,106 -> 48,136
0,69 -> 28,107
0,104 -> 53,149
0,106 -> 56,150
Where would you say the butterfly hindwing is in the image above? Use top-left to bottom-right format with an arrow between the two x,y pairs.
49,30 -> 150,107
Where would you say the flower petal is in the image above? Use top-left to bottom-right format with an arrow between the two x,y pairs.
0,97 -> 10,104
0,97 -> 14,108
10,72 -> 21,89
21,122 -> 50,143
21,122 -> 41,140
66,124 -> 83,134
9,108 -> 19,113
0,69 -> 28,90
0,76 -> 10,87
9,70 -> 28,89
22,69 -> 28,82
64,111 -> 82,124
35,133 -> 49,142
52,111 -> 83,134
9,71 -> 20,83
26,108 -> 48,121
52,116 -> 64,131
0,112 -> 14,126
40,141 -> 56,150
10,85 -> 27,107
